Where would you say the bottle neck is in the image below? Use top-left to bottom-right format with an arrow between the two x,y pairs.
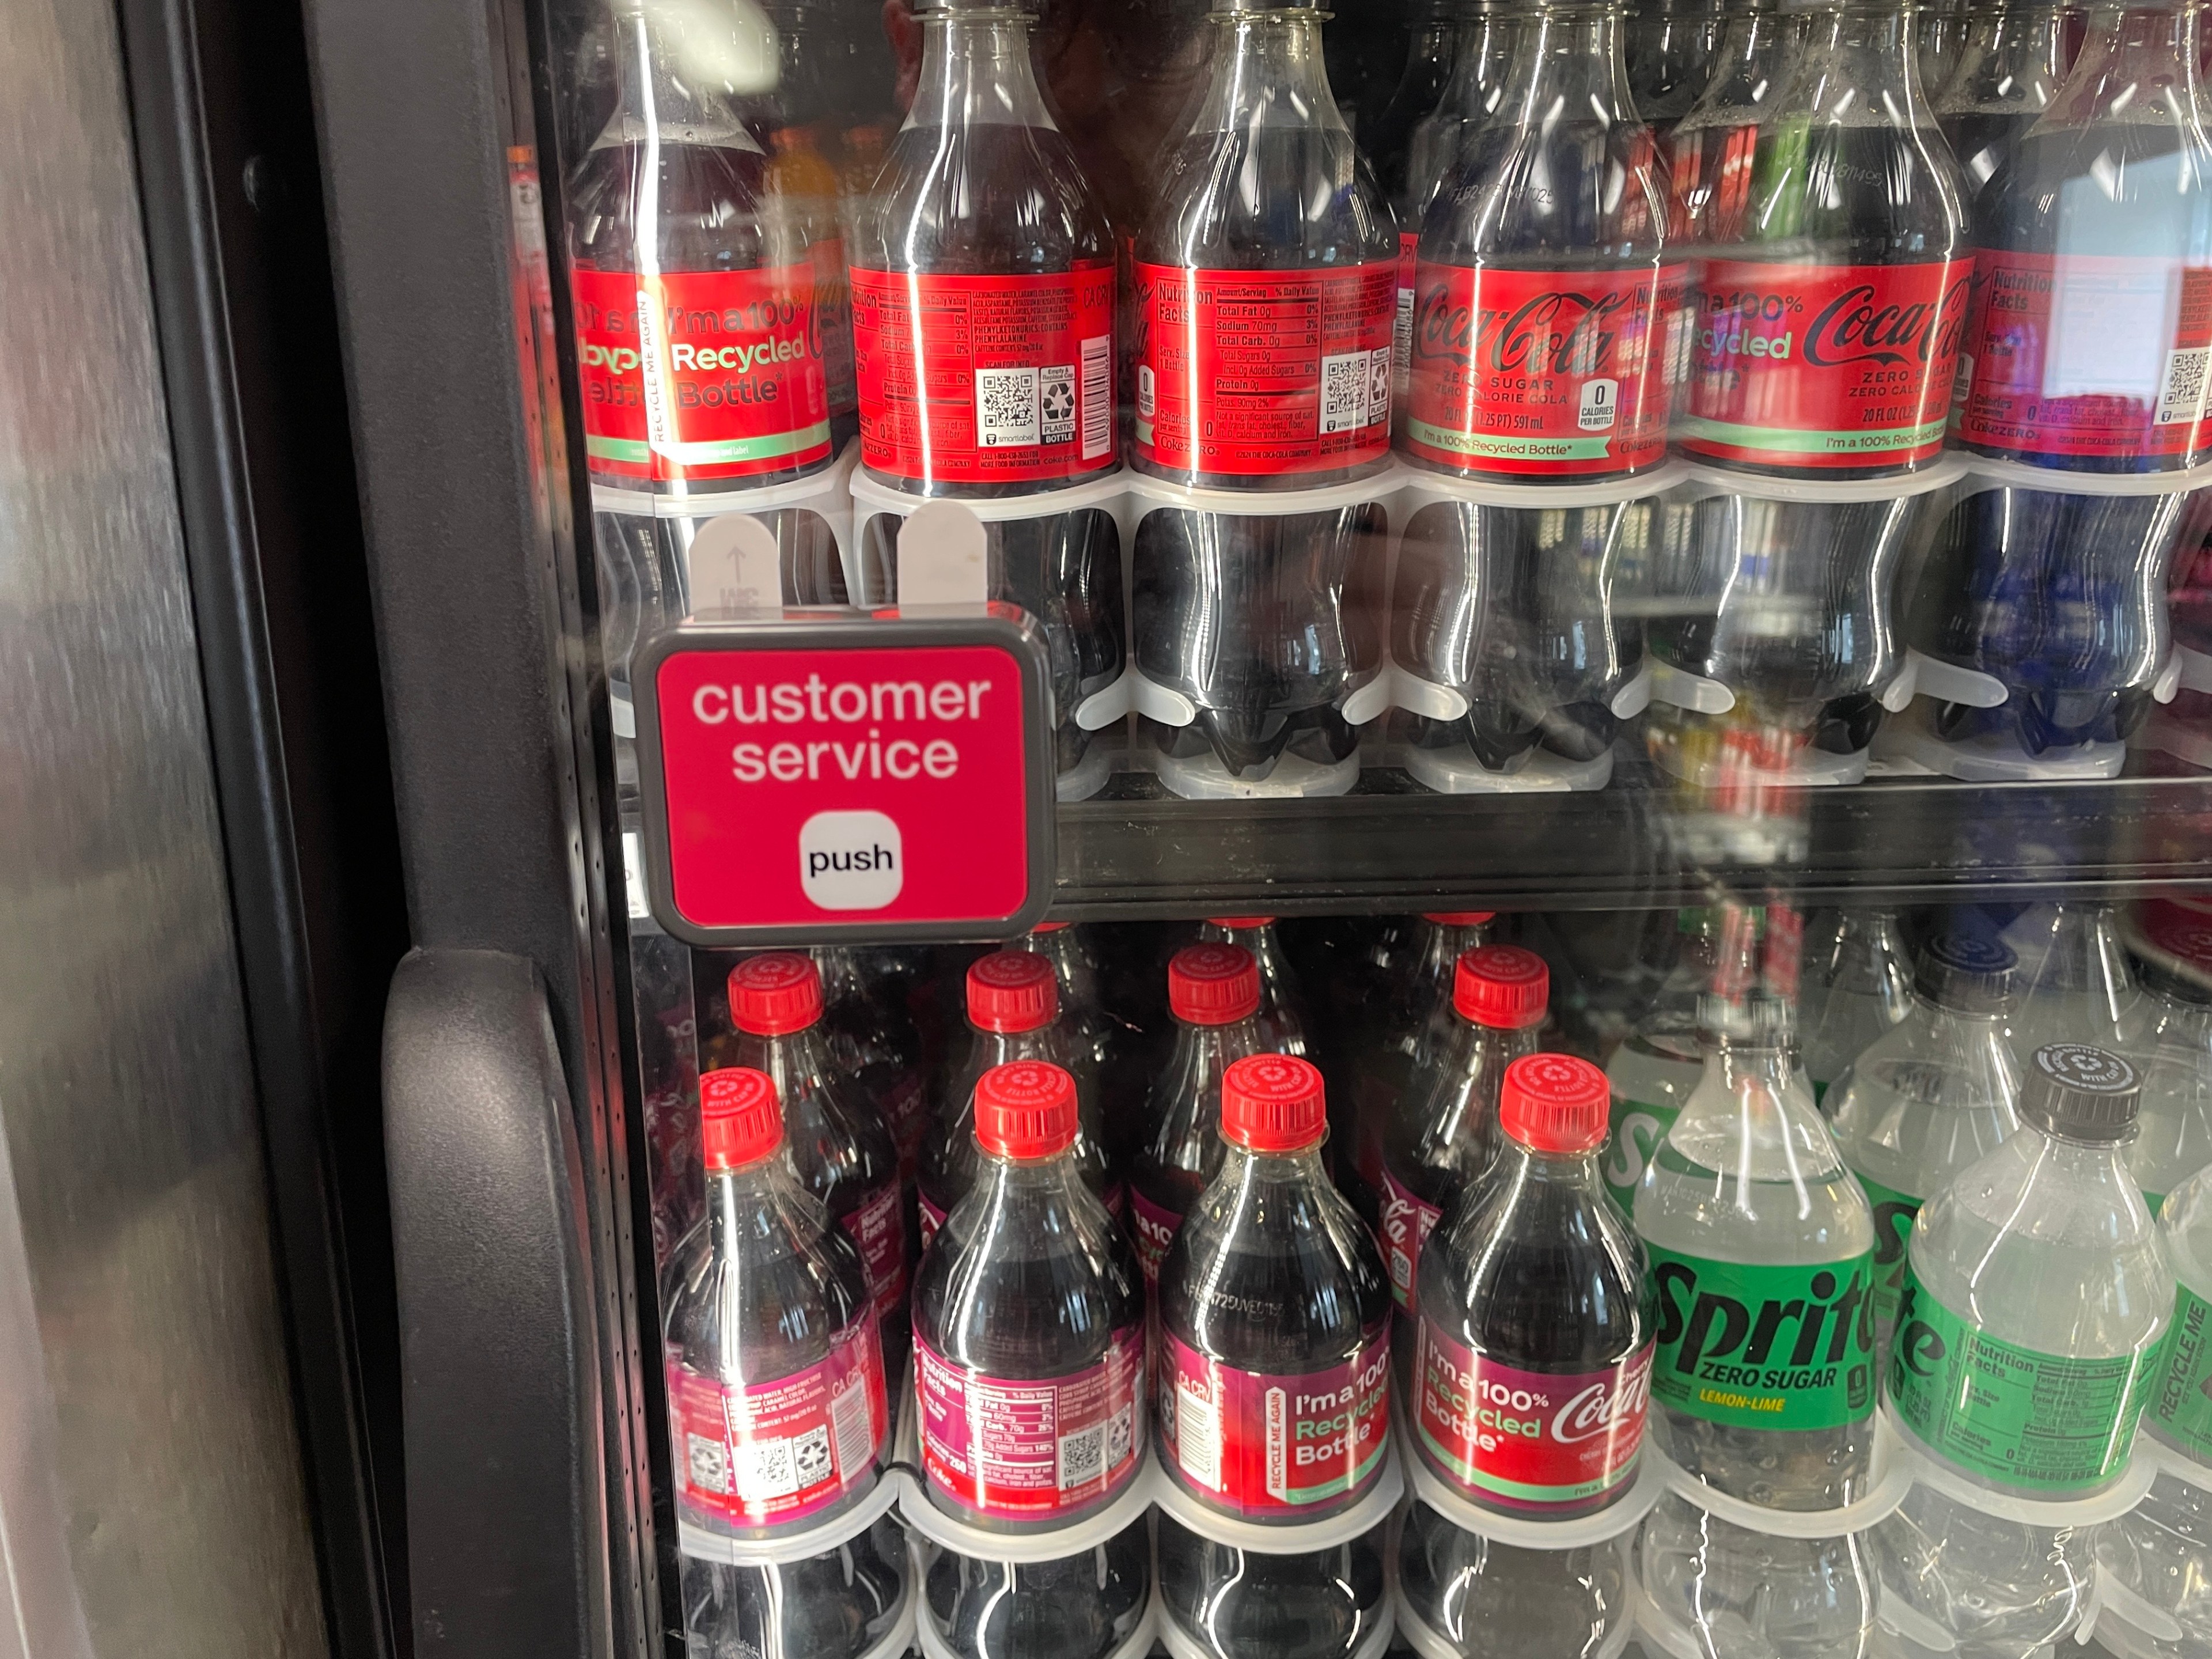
1488,1137 -> 1607,1197
706,1154 -> 795,1246
907,10 -> 1057,130
1439,9 -> 1522,117
1214,1141 -> 1335,1210
733,1024 -> 834,1109
1793,0 -> 1932,116
1686,7 -> 1790,116
1703,1035 -> 1798,1100
600,5 -> 756,151
964,1021 -> 1065,1072
1157,1017 -> 1263,1150
1185,10 -> 1349,136
974,1145 -> 1090,1211
2049,4 -> 2205,130
1498,3 -> 1641,127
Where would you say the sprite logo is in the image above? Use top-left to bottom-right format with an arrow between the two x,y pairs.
1601,1097 -> 1675,1212
1646,1246 -> 1878,1431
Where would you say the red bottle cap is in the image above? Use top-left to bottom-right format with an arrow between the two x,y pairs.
1423,911 -> 1497,927
1453,945 -> 1550,1029
974,1061 -> 1078,1160
1031,921 -> 1071,934
1206,915 -> 1277,929
2135,899 -> 2212,979
700,1067 -> 783,1169
1498,1054 -> 1608,1155
1168,944 -> 1262,1024
967,950 -> 1060,1033
1221,1054 -> 1327,1153
729,952 -> 824,1036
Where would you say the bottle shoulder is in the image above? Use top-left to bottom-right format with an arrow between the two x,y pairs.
851,122 -> 1112,274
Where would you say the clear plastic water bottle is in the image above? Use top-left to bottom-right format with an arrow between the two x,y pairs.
1131,944 -> 1267,1288
663,1068 -> 891,1536
1637,1496 -> 1882,1659
1397,1499 -> 1631,1658
922,1524 -> 1152,1659
1199,916 -> 1313,1058
1930,0 -> 2069,196
2123,899 -> 2212,1213
2003,901 -> 2150,1060
682,1524 -> 907,1659
1797,908 -> 1914,1108
2100,1156 -> 2212,1653
1603,906 -> 1722,1214
1380,945 -> 1551,1348
726,954 -> 911,1361
913,1060 -> 1146,1527
1635,991 -> 1880,1510
1826,931 -> 2022,1357
1156,1055 -> 1392,1658
1880,1043 -> 2171,1657
915,950 -> 1115,1250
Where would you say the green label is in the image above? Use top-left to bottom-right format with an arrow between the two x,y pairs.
1855,1173 -> 1922,1334
1601,1093 -> 1679,1215
2147,1189 -> 2170,1219
1889,1270 -> 2160,1495
1646,1244 -> 1879,1432
2149,1283 -> 2212,1464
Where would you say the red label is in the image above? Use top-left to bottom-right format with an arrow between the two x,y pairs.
1412,1322 -> 1654,1514
1160,1328 -> 1391,1517
1394,230 -> 1421,402
1404,262 -> 1687,475
666,1318 -> 889,1527
573,266 -> 834,484
842,1180 -> 907,1330
917,1191 -> 948,1254
850,265 -> 1116,485
1132,259 -> 1394,476
1379,1165 -> 1443,1313
1955,251 -> 2212,462
914,1326 -> 1145,1521
649,643 -> 1032,931
1130,1186 -> 1182,1290
1684,258 -> 1971,470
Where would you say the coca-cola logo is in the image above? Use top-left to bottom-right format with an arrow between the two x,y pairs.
1413,280 -> 1646,378
1802,270 -> 1970,370
1550,1351 -> 1653,1444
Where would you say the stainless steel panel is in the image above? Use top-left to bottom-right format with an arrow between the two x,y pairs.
0,0 -> 328,1653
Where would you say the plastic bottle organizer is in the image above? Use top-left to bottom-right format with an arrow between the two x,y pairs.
595,445 -> 2212,800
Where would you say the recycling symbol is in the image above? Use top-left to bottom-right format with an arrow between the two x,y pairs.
1043,380 -> 1075,424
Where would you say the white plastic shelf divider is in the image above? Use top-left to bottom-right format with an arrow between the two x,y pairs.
1395,1416 -> 1662,1551
675,1465 -> 904,1566
1645,1412 -> 1915,1540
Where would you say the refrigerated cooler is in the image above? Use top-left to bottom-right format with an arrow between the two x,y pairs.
74,0 -> 2212,1653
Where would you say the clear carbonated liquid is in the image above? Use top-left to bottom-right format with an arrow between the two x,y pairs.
1397,1501 -> 1628,1657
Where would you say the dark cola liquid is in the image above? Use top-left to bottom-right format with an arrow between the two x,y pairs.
1366,5 -> 1460,209
1156,1516 -> 1389,1659
1392,498 -> 1649,768
924,1527 -> 1150,1659
817,948 -> 930,1184
1626,1 -> 1729,140
684,1526 -> 907,1659
1941,109 -> 2047,199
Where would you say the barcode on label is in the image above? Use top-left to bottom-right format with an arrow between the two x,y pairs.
2159,346 -> 2208,425
830,1372 -> 873,1482
976,366 -> 1040,447
1058,1421 -> 1104,1490
1081,333 -> 1111,459
1393,286 -> 1415,399
1176,1381 -> 1221,1489
1321,350 -> 1372,434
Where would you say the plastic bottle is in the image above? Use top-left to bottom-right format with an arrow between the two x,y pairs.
1155,1055 -> 1392,1658
1916,0 -> 1972,98
2124,898 -> 2212,1213
1662,0 -> 1798,255
567,1 -> 840,494
1627,0 -> 1732,142
727,954 -> 911,1360
1951,0 -> 2212,473
1637,1498 -> 1882,1659
816,944 -> 931,1192
662,1068 -> 891,1536
1930,0 -> 2070,196
915,950 -> 1116,1250
2003,900 -> 2150,1059
1635,992 -> 1880,1510
1131,944 -> 1268,1287
2100,1156 -> 2212,1654
1396,1499 -> 1631,1658
1879,1043 -> 2170,1657
1369,0 -> 1464,207
1023,919 -> 1118,1096
1601,906 -> 1721,1214
1825,931 -> 2022,1356
1796,908 -> 1914,1107
922,1527 -> 1152,1659
912,1061 -> 1146,1527
1379,945 -> 1551,1343
1128,0 -> 1395,784
682,1525 -> 908,1659
1199,916 -> 1313,1057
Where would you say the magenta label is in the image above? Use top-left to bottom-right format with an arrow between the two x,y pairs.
666,1318 -> 890,1527
1379,1165 -> 1443,1312
1413,1321 -> 1653,1513
843,1180 -> 907,1328
917,1191 -> 948,1254
1131,1187 -> 1182,1289
1160,1328 -> 1391,1516
915,1327 -> 1145,1521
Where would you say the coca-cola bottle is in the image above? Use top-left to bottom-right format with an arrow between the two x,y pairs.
1131,944 -> 1268,1287
1156,1055 -> 1392,1659
1663,0 -> 1798,253
816,945 -> 930,1192
1198,916 -> 1312,1055
1380,944 -> 1551,1366
923,1528 -> 1152,1659
663,1069 -> 891,1536
913,1062 -> 1146,1527
683,1530 -> 908,1659
1918,0 -> 1974,99
844,0 -> 1124,786
1371,0 -> 1465,208
1677,0 -> 1971,478
1931,0 -> 2070,196
1628,0 -> 1732,143
568,1 -> 840,494
914,950 -> 1116,1250
726,955 -> 911,1361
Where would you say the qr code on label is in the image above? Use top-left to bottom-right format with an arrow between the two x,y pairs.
687,1434 -> 733,1494
735,1435 -> 799,1501
1040,364 -> 1076,445
2158,346 -> 2208,425
976,366 -> 1041,447
1058,1421 -> 1105,1490
1320,350 -> 1372,435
